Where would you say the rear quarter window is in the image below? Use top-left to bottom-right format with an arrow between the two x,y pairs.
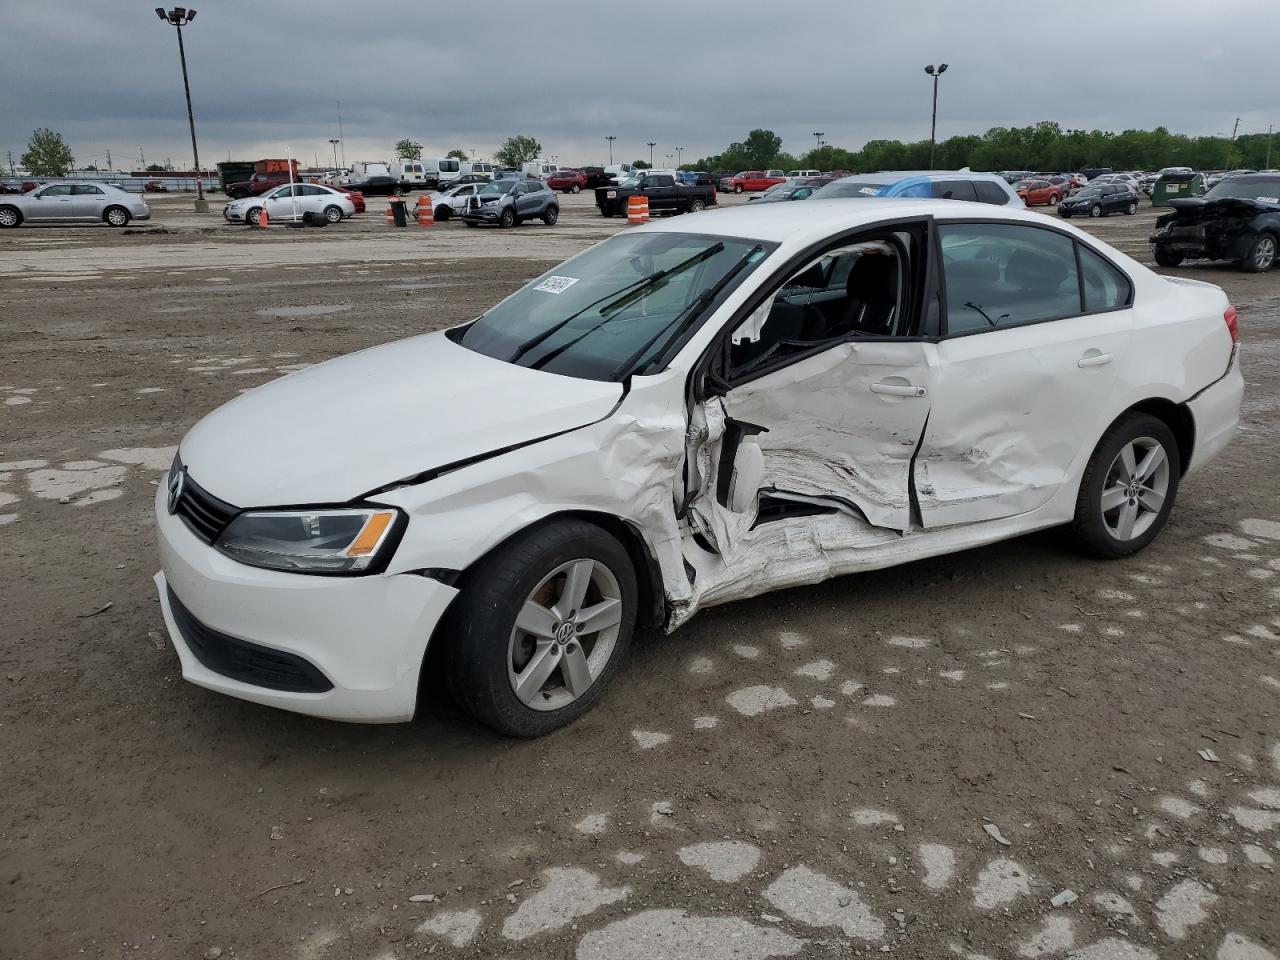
974,181 -> 1012,205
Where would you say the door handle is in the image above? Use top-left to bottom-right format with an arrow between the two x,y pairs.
870,382 -> 927,398
1077,352 -> 1113,368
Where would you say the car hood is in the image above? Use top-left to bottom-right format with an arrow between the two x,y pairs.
179,331 -> 623,507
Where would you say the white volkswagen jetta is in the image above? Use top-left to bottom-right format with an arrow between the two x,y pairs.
155,200 -> 1243,734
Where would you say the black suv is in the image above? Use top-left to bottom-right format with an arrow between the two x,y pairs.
1151,174 -> 1280,272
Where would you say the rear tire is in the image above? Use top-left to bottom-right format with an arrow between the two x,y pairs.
1241,233 -> 1277,273
104,206 -> 130,227
542,206 -> 559,225
0,205 -> 21,228
689,199 -> 707,213
323,205 -> 342,224
443,520 -> 638,738
1070,412 -> 1180,559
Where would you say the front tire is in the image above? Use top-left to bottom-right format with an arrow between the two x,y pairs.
443,520 -> 638,737
499,207 -> 516,229
104,206 -> 130,227
1241,233 -> 1277,273
734,184 -> 743,194
1126,201 -> 1137,215
570,184 -> 581,194
246,207 -> 264,226
435,205 -> 451,222
1070,412 -> 1180,559
1152,245 -> 1184,267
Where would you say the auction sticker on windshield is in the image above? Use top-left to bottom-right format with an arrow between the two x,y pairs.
534,276 -> 580,295
859,187 -> 881,196
1259,196 -> 1279,204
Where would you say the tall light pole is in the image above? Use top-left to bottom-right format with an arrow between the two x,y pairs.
328,138 -> 340,170
813,131 -> 824,153
1267,124 -> 1273,169
647,141 -> 656,166
156,7 -> 207,212
675,145 -> 684,167
924,64 -> 948,170
605,135 -> 617,165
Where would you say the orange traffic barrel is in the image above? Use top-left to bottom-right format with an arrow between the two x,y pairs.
416,194 -> 434,227
627,194 -> 649,224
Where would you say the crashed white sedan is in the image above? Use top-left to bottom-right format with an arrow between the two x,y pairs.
155,200 -> 1243,734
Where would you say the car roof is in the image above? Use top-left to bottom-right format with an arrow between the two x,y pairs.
638,197 -> 1051,246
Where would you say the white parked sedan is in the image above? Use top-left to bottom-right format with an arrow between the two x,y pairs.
0,181 -> 151,228
223,183 -> 355,225
155,200 -> 1243,735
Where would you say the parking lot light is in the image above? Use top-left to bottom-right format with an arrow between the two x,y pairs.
924,63 -> 949,170
157,7 -> 207,212
605,135 -> 616,165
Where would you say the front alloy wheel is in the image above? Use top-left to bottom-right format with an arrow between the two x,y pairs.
443,519 -> 638,737
508,559 -> 622,712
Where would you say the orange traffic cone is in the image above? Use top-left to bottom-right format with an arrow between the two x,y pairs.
627,194 -> 649,224
258,206 -> 269,228
385,202 -> 395,225
416,195 -> 434,227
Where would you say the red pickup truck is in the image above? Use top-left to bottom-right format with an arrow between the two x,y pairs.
718,170 -> 787,194
225,171 -> 295,199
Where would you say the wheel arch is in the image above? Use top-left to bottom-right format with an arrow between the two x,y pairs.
1108,397 -> 1195,475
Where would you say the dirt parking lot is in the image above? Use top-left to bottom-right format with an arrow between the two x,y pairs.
2,192 -> 1278,960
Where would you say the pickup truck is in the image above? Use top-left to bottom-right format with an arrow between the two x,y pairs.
225,171 -> 294,199
595,173 -> 716,217
718,170 -> 787,194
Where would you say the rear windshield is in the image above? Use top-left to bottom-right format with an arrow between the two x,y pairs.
811,181 -> 890,198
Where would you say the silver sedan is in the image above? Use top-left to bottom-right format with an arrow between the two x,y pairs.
0,182 -> 151,228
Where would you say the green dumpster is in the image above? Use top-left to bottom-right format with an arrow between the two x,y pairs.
1151,172 -> 1205,207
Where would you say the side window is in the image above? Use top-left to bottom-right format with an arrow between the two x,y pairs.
939,223 -> 1081,335
729,236 -> 911,376
41,184 -> 73,196
933,180 -> 979,202
974,181 -> 1011,205
1078,244 -> 1132,313
73,185 -> 105,195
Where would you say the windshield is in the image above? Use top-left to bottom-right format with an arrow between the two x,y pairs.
453,232 -> 773,381
617,176 -> 642,187
1074,187 -> 1105,198
478,181 -> 514,196
811,180 -> 890,199
1203,177 -> 1280,202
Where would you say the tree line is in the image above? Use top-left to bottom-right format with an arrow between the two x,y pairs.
690,122 -> 1276,174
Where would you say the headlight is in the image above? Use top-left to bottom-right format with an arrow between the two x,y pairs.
216,508 -> 403,574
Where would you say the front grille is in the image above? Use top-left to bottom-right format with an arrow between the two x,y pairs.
167,587 -> 333,693
174,471 -> 239,544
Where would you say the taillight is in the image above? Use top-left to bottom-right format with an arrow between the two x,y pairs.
1224,305 -> 1239,343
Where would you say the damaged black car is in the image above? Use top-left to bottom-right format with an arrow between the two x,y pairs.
1150,174 -> 1280,272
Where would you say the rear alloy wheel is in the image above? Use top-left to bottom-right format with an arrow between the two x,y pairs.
323,205 -> 343,223
689,199 -> 707,213
0,206 -> 20,228
1242,233 -> 1277,273
1089,204 -> 1102,218
104,206 -> 130,227
499,207 -> 516,228
542,206 -> 559,225
1126,201 -> 1137,215
1071,412 -> 1180,559
443,520 -> 637,737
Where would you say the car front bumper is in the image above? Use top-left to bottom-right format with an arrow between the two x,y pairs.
1149,224 -> 1258,262
153,484 -> 458,722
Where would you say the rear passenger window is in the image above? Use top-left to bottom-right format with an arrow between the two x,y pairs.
973,181 -> 1010,205
933,180 -> 978,202
939,223 -> 1081,334
1078,245 -> 1131,312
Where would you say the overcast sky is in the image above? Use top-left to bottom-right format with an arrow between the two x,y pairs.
2,0 -> 1274,172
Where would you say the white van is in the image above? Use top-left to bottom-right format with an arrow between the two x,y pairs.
788,169 -> 821,178
605,163 -> 636,184
520,160 -> 559,179
391,161 -> 428,189
420,157 -> 462,188
460,160 -> 494,178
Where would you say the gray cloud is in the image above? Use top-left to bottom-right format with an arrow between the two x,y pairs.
2,0 -> 1273,171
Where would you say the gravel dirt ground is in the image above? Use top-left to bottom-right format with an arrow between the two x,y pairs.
2,192 -> 1278,960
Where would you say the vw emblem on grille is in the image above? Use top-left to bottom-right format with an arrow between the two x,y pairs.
167,467 -> 185,515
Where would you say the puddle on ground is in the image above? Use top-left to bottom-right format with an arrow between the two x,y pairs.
254,304 -> 353,318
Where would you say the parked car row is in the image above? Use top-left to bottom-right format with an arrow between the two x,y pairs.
0,181 -> 151,228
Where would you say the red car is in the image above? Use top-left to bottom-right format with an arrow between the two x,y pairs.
325,183 -> 366,213
719,170 -> 787,194
1014,178 -> 1063,207
547,169 -> 588,194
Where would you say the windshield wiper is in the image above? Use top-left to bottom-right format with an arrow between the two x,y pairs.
517,243 -> 727,370
608,244 -> 764,381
